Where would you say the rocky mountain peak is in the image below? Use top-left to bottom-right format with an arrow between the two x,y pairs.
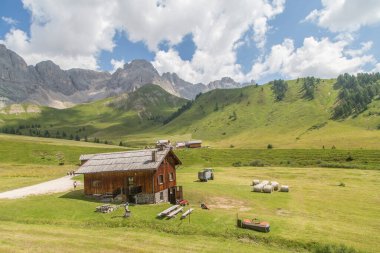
124,59 -> 159,75
0,46 -> 248,108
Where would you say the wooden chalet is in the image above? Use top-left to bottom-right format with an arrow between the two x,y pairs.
76,148 -> 182,204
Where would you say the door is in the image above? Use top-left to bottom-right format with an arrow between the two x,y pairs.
168,187 -> 176,204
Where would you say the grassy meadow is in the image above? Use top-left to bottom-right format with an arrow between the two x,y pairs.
0,166 -> 379,252
0,135 -> 379,252
0,134 -> 125,191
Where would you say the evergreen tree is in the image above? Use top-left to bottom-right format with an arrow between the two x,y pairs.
271,79 -> 288,101
333,73 -> 380,119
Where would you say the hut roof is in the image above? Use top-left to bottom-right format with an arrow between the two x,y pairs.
186,140 -> 202,144
156,140 -> 169,144
76,148 -> 181,174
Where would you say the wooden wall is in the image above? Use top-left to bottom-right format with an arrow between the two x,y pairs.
187,143 -> 201,148
83,170 -> 154,195
154,157 -> 177,193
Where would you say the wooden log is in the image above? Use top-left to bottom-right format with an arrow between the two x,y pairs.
181,208 -> 194,219
157,205 -> 179,217
167,207 -> 183,218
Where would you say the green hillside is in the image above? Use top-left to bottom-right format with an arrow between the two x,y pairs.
0,84 -> 187,145
160,77 -> 380,148
1,75 -> 379,148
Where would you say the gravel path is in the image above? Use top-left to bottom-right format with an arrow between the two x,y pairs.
0,176 -> 80,199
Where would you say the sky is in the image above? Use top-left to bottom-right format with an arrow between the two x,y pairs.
0,0 -> 380,84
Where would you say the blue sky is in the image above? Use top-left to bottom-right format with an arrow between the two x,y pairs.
1,0 -> 379,84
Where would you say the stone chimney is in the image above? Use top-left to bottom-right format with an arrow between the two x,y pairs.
151,150 -> 157,162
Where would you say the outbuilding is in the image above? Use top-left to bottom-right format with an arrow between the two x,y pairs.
76,148 -> 183,204
186,140 -> 202,148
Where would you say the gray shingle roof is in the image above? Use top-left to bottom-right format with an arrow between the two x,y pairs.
186,140 -> 202,144
76,148 -> 180,174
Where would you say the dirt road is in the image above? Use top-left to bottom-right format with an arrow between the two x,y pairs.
0,176 -> 80,199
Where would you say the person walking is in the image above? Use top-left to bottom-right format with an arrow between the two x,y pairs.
73,180 -> 77,190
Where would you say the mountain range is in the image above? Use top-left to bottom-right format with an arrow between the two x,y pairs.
0,44 -> 248,109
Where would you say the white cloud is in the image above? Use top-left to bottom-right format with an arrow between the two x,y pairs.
250,37 -> 376,80
1,16 -> 18,25
346,41 -> 373,57
305,0 -> 380,32
1,0 -> 118,70
110,58 -> 125,73
0,0 -> 285,83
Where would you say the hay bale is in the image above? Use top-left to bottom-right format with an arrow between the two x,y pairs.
271,181 -> 279,191
252,180 -> 269,192
263,185 -> 274,193
280,185 -> 289,192
252,179 -> 260,185
253,185 -> 263,192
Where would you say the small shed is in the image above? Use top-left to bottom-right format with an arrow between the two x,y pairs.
186,140 -> 202,148
156,140 -> 171,149
76,148 -> 182,204
175,142 -> 186,149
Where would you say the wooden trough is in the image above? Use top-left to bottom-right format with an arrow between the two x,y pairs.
237,218 -> 270,233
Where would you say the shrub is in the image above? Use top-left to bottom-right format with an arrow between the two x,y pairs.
267,144 -> 273,149
249,159 -> 264,167
232,161 -> 242,167
346,154 -> 354,162
229,144 -> 234,148
338,182 -> 346,187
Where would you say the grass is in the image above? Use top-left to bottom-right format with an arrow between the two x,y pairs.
0,164 -> 74,192
0,135 -> 379,252
0,134 -> 125,166
0,222 -> 295,253
0,166 -> 378,252
175,148 -> 380,170
0,134 -> 124,191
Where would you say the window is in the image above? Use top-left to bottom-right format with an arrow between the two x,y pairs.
169,172 -> 174,181
160,192 -> 164,201
158,175 -> 164,185
92,180 -> 101,188
128,176 -> 134,186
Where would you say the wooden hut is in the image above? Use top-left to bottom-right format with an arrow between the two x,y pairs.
175,142 -> 186,149
76,148 -> 182,204
156,140 -> 171,149
186,140 -> 202,148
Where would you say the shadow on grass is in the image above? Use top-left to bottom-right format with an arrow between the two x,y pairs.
59,190 -> 102,203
